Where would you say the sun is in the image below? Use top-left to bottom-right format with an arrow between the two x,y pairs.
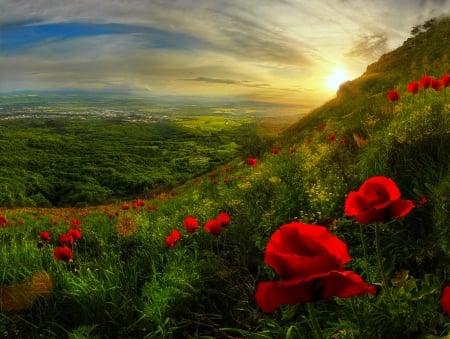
325,67 -> 349,91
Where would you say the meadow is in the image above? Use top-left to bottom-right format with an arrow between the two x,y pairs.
1,16 -> 450,339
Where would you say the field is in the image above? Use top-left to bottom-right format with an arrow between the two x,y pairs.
0,93 -> 300,207
1,17 -> 450,339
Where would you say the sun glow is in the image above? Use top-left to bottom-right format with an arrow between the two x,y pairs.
325,67 -> 349,91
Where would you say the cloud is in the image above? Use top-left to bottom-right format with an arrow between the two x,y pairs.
346,33 -> 389,61
183,77 -> 270,88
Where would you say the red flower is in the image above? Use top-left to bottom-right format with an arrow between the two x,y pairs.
289,146 -> 296,154
0,215 -> 7,227
442,286 -> 450,315
204,219 -> 222,236
183,216 -> 199,234
306,136 -> 312,143
121,204 -> 130,210
329,133 -> 336,141
420,75 -> 432,88
71,218 -> 81,228
387,89 -> 400,101
272,148 -> 280,155
407,81 -> 420,94
217,212 -> 231,227
442,74 -> 450,87
54,246 -> 73,261
431,79 -> 443,91
246,157 -> 257,167
339,138 -> 346,145
59,234 -> 74,245
67,228 -> 82,240
39,231 -> 51,242
344,176 -> 415,224
255,222 -> 375,313
165,229 -> 181,248
417,195 -> 428,206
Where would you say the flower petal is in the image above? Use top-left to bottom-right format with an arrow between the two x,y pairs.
264,222 -> 351,279
389,199 -> 415,219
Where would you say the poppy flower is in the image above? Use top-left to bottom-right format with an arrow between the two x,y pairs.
441,286 -> 450,315
71,218 -> 81,228
431,79 -> 443,91
255,222 -> 375,313
246,157 -> 258,167
0,215 -> 7,227
165,229 -> 181,248
306,137 -> 312,143
217,212 -> 231,227
54,246 -> 73,261
442,74 -> 450,87
183,216 -> 199,234
289,146 -> 296,154
204,219 -> 222,236
420,75 -> 432,88
272,148 -> 280,155
329,133 -> 336,141
418,195 -> 428,206
67,228 -> 82,240
39,231 -> 51,242
407,81 -> 420,94
59,234 -> 74,245
121,204 -> 130,210
344,176 -> 415,224
386,89 -> 400,101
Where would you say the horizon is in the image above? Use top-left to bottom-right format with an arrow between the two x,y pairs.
1,1 -> 449,111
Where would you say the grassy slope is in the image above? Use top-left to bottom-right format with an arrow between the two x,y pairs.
1,16 -> 450,338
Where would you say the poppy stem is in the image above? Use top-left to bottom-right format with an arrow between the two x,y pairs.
307,302 -> 324,339
374,223 -> 395,304
359,223 -> 371,283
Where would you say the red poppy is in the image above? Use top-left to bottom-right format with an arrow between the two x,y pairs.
255,222 -> 375,313
289,146 -> 296,154
183,216 -> 199,234
59,234 -> 74,245
246,157 -> 258,167
442,286 -> 450,315
272,148 -> 280,155
418,195 -> 428,206
121,204 -> 130,210
71,218 -> 81,228
204,219 -> 222,236
217,212 -> 231,227
306,137 -> 312,143
431,79 -> 443,91
442,74 -> 450,87
329,133 -> 336,141
0,215 -> 8,227
344,176 -> 415,224
39,231 -> 51,242
386,89 -> 400,101
67,228 -> 82,240
339,138 -> 346,145
407,81 -> 420,94
165,229 -> 181,248
54,246 -> 73,261
420,75 -> 432,88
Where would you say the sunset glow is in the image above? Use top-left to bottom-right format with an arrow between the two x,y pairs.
325,68 -> 350,91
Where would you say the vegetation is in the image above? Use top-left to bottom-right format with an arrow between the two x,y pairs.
0,97 -> 299,207
0,16 -> 450,339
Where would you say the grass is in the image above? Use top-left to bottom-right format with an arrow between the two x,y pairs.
0,16 -> 450,339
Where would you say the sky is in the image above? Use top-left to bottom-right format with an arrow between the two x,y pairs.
1,0 -> 449,110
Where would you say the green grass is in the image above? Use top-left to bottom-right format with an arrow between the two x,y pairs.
0,15 -> 450,339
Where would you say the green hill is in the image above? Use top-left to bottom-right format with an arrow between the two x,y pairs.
1,16 -> 450,338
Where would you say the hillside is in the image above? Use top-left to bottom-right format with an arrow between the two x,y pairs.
1,16 -> 450,338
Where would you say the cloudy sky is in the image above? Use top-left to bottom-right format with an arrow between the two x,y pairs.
1,0 -> 449,108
